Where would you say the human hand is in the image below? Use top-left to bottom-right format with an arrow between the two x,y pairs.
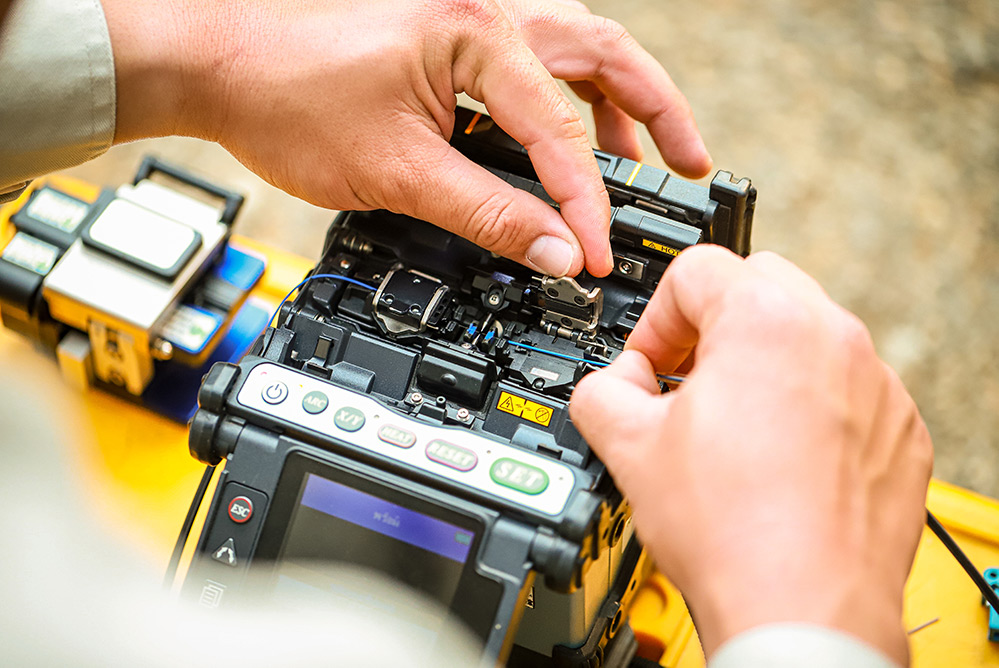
570,247 -> 932,664
101,0 -> 710,277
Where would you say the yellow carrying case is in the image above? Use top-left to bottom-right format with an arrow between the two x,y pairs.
2,174 -> 998,667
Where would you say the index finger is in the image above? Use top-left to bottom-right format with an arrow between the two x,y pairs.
517,12 -> 712,178
452,18 -> 614,276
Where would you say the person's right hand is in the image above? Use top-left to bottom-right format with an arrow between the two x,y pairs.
570,247 -> 933,665
103,0 -> 711,278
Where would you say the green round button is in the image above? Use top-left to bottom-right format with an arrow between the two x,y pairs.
333,406 -> 365,432
490,458 -> 549,495
301,390 -> 329,415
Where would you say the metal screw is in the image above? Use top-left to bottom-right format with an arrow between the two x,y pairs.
339,259 -> 351,270
410,392 -> 423,404
618,260 -> 634,275
457,408 -> 470,420
150,338 -> 174,361
461,342 -> 472,349
488,291 -> 502,306
546,288 -> 559,297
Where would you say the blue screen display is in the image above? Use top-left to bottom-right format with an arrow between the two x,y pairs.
299,474 -> 475,564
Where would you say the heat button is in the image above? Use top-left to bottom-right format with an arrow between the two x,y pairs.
490,458 -> 549,495
426,440 -> 477,472
378,424 -> 416,449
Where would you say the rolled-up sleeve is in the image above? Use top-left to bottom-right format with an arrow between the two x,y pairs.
709,624 -> 901,668
0,0 -> 115,201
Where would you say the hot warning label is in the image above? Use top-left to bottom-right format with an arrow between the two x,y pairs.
642,238 -> 681,256
495,391 -> 554,427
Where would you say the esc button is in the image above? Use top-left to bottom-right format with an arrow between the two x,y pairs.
490,458 -> 549,495
227,495 -> 254,523
426,439 -> 477,472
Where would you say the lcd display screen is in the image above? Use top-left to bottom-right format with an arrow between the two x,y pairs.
252,455 -> 503,648
271,472 -> 480,646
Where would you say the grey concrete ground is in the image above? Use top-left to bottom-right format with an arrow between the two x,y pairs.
64,0 -> 999,497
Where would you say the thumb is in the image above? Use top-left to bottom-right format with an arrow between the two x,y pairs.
570,350 -> 666,472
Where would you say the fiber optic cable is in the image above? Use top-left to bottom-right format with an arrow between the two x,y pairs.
269,273 -> 377,328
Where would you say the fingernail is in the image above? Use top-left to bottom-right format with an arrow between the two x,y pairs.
699,137 -> 714,170
526,236 -> 575,277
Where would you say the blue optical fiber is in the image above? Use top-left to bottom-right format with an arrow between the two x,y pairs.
270,273 -> 377,328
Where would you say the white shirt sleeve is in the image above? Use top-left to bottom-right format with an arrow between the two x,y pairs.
0,0 -> 115,200
709,624 -> 902,668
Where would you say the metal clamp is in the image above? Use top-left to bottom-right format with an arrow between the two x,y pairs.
537,276 -> 602,333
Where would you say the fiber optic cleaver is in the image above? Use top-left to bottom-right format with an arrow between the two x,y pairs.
0,157 -> 268,421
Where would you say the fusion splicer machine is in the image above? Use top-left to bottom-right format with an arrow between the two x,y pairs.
182,108 -> 756,667
0,158 -> 267,421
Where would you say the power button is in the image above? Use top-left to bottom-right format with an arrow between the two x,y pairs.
261,381 -> 288,405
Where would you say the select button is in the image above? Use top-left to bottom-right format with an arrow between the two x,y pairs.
302,390 -> 329,414
426,440 -> 477,472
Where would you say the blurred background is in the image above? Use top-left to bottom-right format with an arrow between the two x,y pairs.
62,0 -> 999,497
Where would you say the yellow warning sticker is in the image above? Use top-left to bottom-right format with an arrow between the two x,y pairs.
496,391 -> 554,427
642,238 -> 681,257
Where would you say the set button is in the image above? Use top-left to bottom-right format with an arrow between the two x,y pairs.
426,439 -> 477,471
378,424 -> 416,449
490,458 -> 549,495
